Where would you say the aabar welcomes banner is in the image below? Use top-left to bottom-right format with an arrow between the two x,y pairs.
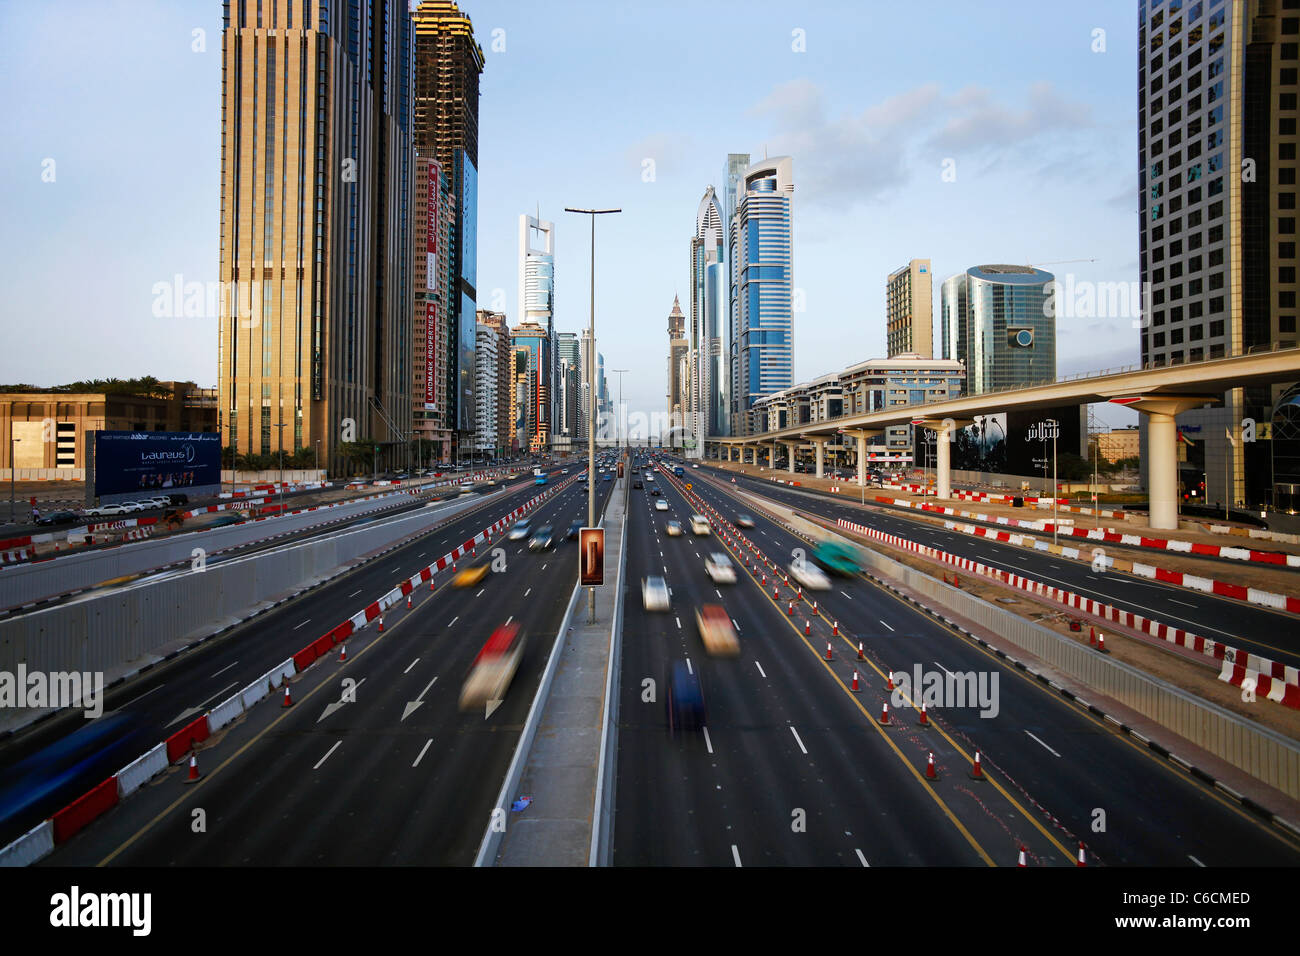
93,431 -> 221,499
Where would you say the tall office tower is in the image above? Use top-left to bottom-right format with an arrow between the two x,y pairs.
476,310 -> 511,456
581,328 -> 595,444
473,319 -> 498,455
887,259 -> 934,358
414,156 -> 453,465
510,320 -> 551,452
667,294 -> 688,438
723,152 -> 752,436
940,265 -> 1057,394
731,156 -> 795,435
689,187 -> 725,456
216,0 -> 415,475
413,0 -> 484,454
519,214 -> 556,445
1138,0 -> 1299,509
597,351 -> 609,428
557,331 -> 582,440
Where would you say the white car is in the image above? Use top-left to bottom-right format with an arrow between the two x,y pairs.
642,575 -> 670,612
654,499 -> 669,512
704,553 -> 736,584
507,519 -> 532,541
789,560 -> 832,591
665,520 -> 683,537
692,464 -> 699,469
689,515 -> 710,536
118,501 -> 152,513
84,503 -> 129,517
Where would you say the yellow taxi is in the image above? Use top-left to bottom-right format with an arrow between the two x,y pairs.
452,564 -> 490,588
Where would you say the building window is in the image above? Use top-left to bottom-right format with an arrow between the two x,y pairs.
1210,319 -> 1225,337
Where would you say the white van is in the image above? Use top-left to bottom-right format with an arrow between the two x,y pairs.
689,515 -> 710,536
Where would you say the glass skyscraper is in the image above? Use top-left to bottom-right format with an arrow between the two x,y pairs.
731,156 -> 795,435
689,187 -> 724,453
724,152 -> 751,436
940,265 -> 1056,395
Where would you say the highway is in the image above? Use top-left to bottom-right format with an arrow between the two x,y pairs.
700,464 -> 1300,670
611,458 -> 1300,866
1,467 -> 605,853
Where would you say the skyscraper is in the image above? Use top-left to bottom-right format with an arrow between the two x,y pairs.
519,214 -> 556,446
414,156 -> 453,464
723,152 -> 751,437
473,319 -> 499,455
413,0 -> 484,450
689,187 -> 725,455
216,0 -> 415,475
731,156 -> 795,435
941,265 -> 1056,394
886,259 -> 933,358
666,294 -> 687,442
476,310 -> 512,457
557,331 -> 582,444
510,320 -> 550,452
1137,0 -> 1299,509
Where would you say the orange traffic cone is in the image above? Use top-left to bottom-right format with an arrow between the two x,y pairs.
851,670 -> 860,692
184,752 -> 201,783
407,593 -> 412,609
970,751 -> 985,780
338,644 -> 348,662
787,601 -> 794,616
886,670 -> 895,691
377,614 -> 385,633
919,701 -> 931,726
1076,842 -> 1087,867
1017,845 -> 1027,867
430,576 -> 435,591
812,600 -> 818,616
925,752 -> 937,780
879,703 -> 891,725
282,683 -> 293,707
856,640 -> 863,660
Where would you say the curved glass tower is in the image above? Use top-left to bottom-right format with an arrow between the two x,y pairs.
941,264 -> 1055,394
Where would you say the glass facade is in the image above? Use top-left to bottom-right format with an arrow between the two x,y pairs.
941,265 -> 1056,394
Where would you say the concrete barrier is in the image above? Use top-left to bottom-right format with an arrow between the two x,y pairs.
207,691 -> 245,732
0,819 -> 54,867
115,742 -> 168,798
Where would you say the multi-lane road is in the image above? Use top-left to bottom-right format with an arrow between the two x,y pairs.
611,461 -> 1300,866
5,469 -> 611,858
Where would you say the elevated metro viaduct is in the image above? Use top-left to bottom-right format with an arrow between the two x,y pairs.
705,347 -> 1300,531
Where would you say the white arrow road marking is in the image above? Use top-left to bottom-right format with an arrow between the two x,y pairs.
318,678 -> 366,723
402,676 -> 438,721
167,682 -> 238,727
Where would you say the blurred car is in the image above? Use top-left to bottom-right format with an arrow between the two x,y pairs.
633,480 -> 643,489
603,474 -> 612,482
453,564 -> 489,588
692,464 -> 700,469
695,604 -> 739,657
654,499 -> 669,512
528,525 -> 555,551
164,493 -> 189,506
689,515 -> 710,536
35,510 -> 81,526
789,560 -> 832,591
650,487 -> 662,497
507,519 -> 532,541
735,515 -> 755,528
665,520 -> 683,537
566,520 -> 582,540
704,553 -> 736,584
642,575 -> 670,611
459,623 -> 526,712
209,513 -> 246,528
666,661 -> 707,734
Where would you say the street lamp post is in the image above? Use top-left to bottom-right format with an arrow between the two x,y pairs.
273,423 -> 288,517
565,206 -> 621,624
9,436 -> 20,526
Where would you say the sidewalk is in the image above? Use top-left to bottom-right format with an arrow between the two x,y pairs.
491,476 -> 627,866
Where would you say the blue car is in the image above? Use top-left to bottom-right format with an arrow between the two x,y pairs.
667,661 -> 706,734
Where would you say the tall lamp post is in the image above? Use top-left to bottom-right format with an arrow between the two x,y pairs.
565,206 -> 621,623
9,436 -> 20,526
612,369 -> 628,453
273,423 -> 288,517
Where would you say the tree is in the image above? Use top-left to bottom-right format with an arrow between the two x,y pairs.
336,440 -> 378,476
1055,451 -> 1092,482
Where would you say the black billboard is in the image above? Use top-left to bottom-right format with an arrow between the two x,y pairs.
93,432 -> 221,499
924,405 -> 1087,478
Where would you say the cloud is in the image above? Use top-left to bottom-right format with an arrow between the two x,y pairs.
623,131 -> 697,180
743,78 -> 1096,210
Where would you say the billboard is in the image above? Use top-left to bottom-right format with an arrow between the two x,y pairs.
579,528 -> 605,586
940,405 -> 1086,477
93,431 -> 221,500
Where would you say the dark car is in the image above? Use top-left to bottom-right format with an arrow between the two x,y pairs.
35,510 -> 81,526
650,487 -> 662,496
667,661 -> 706,734
528,525 -> 555,551
209,513 -> 246,528
566,520 -> 582,540
165,493 -> 189,506
633,480 -> 643,489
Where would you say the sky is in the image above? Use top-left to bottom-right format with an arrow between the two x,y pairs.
0,0 -> 1142,427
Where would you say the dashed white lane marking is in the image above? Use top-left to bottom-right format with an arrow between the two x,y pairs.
703,727 -> 714,754
731,844 -> 742,867
418,552 -> 426,558
121,685 -> 165,708
524,588 -> 532,597
934,661 -> 955,677
404,658 -> 420,674
475,588 -> 485,598
293,619 -> 312,630
732,618 -> 741,630
880,620 -> 895,631
1170,598 -> 1197,608
675,616 -> 682,629
542,564 -> 547,571
715,589 -> 723,598
314,741 -> 342,770
210,661 -> 239,678
348,589 -> 362,598
840,590 -> 852,600
754,661 -> 766,678
789,726 -> 808,755
1189,854 -> 1206,867
412,738 -> 433,768
505,615 -> 513,625
855,848 -> 870,867
447,616 -> 459,628
686,658 -> 693,675
1025,731 -> 1061,757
